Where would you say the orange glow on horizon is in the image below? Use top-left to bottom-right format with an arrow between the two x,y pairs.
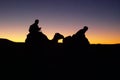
1,32 -> 119,44
0,25 -> 120,44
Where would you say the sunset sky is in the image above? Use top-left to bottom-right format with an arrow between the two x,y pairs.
0,0 -> 120,44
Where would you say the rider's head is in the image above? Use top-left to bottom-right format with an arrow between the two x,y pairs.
35,19 -> 39,24
83,26 -> 88,31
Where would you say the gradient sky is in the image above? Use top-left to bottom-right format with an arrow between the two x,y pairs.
0,0 -> 120,44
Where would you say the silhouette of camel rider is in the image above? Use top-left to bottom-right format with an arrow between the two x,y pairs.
29,19 -> 41,33
72,26 -> 90,46
75,26 -> 88,37
25,19 -> 49,46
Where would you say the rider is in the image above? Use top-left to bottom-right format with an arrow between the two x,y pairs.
29,19 -> 41,33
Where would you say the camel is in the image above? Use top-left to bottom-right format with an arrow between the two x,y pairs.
25,31 -> 64,47
63,26 -> 90,47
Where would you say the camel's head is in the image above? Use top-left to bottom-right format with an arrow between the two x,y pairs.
54,33 -> 64,40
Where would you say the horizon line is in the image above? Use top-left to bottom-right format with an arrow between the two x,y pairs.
0,38 -> 120,45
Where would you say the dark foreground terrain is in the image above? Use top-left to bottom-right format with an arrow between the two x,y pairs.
0,39 -> 120,79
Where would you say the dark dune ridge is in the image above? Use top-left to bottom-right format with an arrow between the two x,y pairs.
0,38 -> 120,79
1,38 -> 120,64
